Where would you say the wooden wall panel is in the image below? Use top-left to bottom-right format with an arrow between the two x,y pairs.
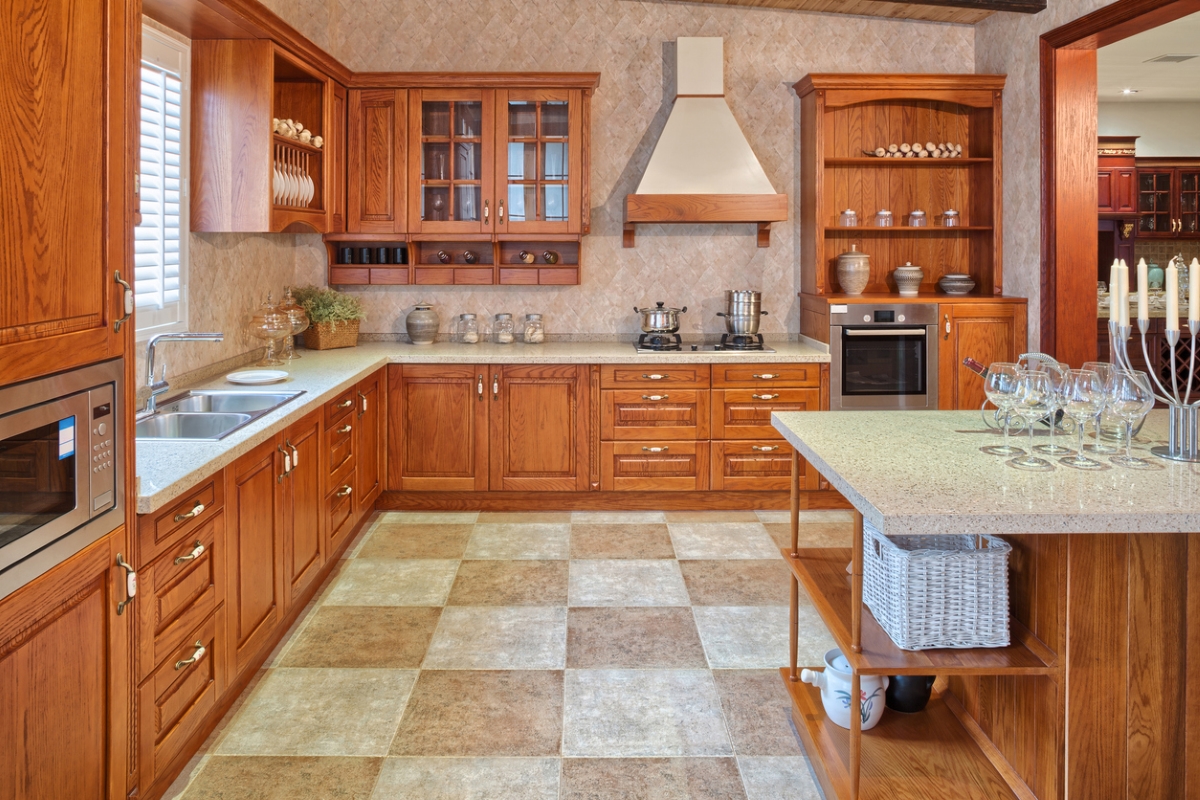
1189,533 -> 1200,800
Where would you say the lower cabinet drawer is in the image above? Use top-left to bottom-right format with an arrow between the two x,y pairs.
328,418 -> 355,481
601,389 -> 710,440
139,606 -> 226,789
600,441 -> 709,491
711,388 -> 820,439
139,477 -> 222,566
710,440 -> 796,491
137,514 -> 224,683
328,470 -> 357,551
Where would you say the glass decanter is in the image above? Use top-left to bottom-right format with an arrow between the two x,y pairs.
278,286 -> 310,360
247,295 -> 291,366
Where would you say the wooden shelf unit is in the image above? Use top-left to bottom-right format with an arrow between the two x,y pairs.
795,74 -> 1005,297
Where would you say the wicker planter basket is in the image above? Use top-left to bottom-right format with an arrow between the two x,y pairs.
862,521 -> 1011,651
301,319 -> 360,350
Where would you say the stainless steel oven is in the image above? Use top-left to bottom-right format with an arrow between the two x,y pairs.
830,303 -> 938,410
0,359 -> 123,599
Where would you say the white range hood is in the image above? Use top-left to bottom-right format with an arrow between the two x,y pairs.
624,37 -> 788,247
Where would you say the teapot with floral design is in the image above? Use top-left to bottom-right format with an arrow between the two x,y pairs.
800,648 -> 888,731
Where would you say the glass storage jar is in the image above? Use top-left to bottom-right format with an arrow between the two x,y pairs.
455,313 -> 479,344
907,210 -> 927,227
838,209 -> 858,227
874,210 -> 893,227
523,313 -> 545,343
493,313 -> 515,344
941,209 -> 960,227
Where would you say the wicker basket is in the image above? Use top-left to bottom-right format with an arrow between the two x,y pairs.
301,319 -> 360,350
862,521 -> 1011,651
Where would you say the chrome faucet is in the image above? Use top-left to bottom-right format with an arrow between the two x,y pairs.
144,332 -> 225,414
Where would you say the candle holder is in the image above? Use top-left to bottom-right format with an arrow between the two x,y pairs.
1110,255 -> 1200,462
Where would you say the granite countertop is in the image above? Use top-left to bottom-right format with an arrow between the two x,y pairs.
137,339 -> 829,514
771,409 -> 1200,536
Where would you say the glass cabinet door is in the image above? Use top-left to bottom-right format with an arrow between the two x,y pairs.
496,91 -> 580,234
408,90 -> 493,233
1138,171 -> 1173,235
1179,171 -> 1200,234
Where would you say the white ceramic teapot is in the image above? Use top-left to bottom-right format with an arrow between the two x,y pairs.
800,648 -> 888,731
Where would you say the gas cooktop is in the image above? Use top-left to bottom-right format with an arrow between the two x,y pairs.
633,333 -> 776,354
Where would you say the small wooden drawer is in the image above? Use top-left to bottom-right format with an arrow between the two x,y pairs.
327,470 -> 357,552
600,364 -> 711,389
136,514 -> 224,683
711,388 -> 820,439
324,387 -> 357,426
138,606 -> 226,791
602,389 -> 710,441
327,416 -> 355,479
138,476 -> 223,566
601,441 -> 709,492
711,363 -> 821,388
711,440 -> 797,491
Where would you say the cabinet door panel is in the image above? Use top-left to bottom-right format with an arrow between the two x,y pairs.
601,389 -> 709,440
490,365 -> 588,491
407,89 -> 495,235
495,89 -> 582,235
328,470 -> 357,552
388,364 -> 488,491
711,388 -> 820,439
347,89 -> 406,233
328,82 -> 347,232
283,412 -> 324,609
600,441 -> 708,491
1097,169 -> 1114,213
938,303 -> 1026,410
710,440 -> 794,491
356,369 -> 385,514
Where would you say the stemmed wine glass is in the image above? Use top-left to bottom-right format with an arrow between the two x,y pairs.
1059,369 -> 1107,470
1106,370 -> 1158,468
1009,370 -> 1055,471
1032,366 -> 1072,455
981,362 -> 1024,456
1081,361 -> 1119,454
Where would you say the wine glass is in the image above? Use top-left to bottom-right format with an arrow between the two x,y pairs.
1009,371 -> 1055,471
1081,361 -> 1119,454
1032,366 -> 1072,455
1059,369 -> 1107,470
981,363 -> 1024,456
1107,370 -> 1157,468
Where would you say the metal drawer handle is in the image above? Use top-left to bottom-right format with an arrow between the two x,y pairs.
358,391 -> 368,415
641,394 -> 668,401
752,373 -> 778,380
175,641 -> 206,671
752,393 -> 779,400
174,502 -> 205,522
174,540 -> 205,565
336,398 -> 354,409
286,438 -> 299,468
751,445 -> 780,452
641,373 -> 669,380
642,446 -> 669,453
337,424 -> 352,434
478,374 -> 484,399
336,485 -> 353,497
116,553 -> 136,615
278,445 -> 292,482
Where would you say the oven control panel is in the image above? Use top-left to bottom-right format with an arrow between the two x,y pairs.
829,302 -> 939,327
88,384 -> 115,514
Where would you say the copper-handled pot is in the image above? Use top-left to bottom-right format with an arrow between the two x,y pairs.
635,302 -> 687,333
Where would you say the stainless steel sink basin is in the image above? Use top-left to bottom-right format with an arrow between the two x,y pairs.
136,412 -> 253,441
136,389 -> 306,441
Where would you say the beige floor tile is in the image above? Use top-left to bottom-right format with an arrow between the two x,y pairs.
357,523 -> 473,559
692,607 -> 794,669
712,671 -> 804,756
679,560 -> 792,606
447,560 -> 569,606
324,559 -> 459,606
664,511 -> 762,522
560,758 -> 745,800
570,511 -> 666,524
566,607 -> 706,668
279,607 -> 441,668
756,510 -> 853,524
178,756 -> 382,799
464,523 -> 571,559
476,511 -> 573,523
737,756 -> 824,800
568,559 -> 690,606
669,523 -> 782,560
215,668 -> 417,756
424,606 -> 567,669
562,669 -> 732,757
345,514 -> 383,559
378,511 -> 479,524
763,522 -> 854,550
389,671 -> 563,757
569,523 -> 675,559
371,757 -> 560,799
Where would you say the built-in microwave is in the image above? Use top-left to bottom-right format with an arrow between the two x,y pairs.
0,359 -> 123,599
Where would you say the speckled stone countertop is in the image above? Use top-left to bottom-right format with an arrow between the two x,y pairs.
772,410 -> 1200,536
137,340 -> 829,514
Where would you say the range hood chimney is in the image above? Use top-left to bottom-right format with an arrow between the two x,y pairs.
624,37 -> 788,248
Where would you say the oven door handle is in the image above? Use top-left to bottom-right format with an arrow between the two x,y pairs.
844,328 -> 928,337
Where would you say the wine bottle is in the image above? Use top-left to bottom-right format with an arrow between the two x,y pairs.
962,357 -> 988,378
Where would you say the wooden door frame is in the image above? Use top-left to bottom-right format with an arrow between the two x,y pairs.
1040,0 -> 1200,363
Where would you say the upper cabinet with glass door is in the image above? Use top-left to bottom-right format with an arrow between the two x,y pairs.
496,90 -> 585,235
408,90 -> 495,234
1135,161 -> 1200,237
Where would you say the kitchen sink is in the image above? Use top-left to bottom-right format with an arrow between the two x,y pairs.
136,390 -> 305,441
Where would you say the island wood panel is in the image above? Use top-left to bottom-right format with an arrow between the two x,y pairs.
387,364 -> 489,491
346,89 -> 407,233
490,365 -> 589,492
1189,533 -> 1200,798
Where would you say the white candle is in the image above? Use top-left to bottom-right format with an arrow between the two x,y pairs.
1117,264 -> 1131,327
1191,258 -> 1199,324
1109,259 -> 1120,298
1137,258 -> 1149,322
1166,261 -> 1179,331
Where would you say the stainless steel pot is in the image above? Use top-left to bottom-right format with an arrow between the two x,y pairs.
716,290 -> 768,334
635,302 -> 687,333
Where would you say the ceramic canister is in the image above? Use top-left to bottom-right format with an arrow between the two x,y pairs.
836,245 -> 871,296
405,302 -> 439,345
801,649 -> 889,731
892,262 -> 925,297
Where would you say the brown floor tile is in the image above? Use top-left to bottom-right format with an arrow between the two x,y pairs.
476,511 -> 573,523
712,670 -> 804,756
560,757 -> 745,800
664,511 -> 761,522
389,670 -> 564,756
278,607 -> 440,668
570,524 -> 675,559
178,755 -> 382,799
447,560 -> 569,605
763,521 -> 854,550
567,607 -> 706,668
356,523 -> 473,559
679,560 -> 791,606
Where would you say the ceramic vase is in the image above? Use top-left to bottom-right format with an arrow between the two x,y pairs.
836,245 -> 871,295
800,649 -> 889,731
405,303 -> 439,345
892,263 -> 925,297
885,674 -> 934,713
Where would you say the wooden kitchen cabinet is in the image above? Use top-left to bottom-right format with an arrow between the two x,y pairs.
1098,167 -> 1136,214
281,410 -> 325,609
0,0 -> 133,385
387,364 -> 489,491
710,388 -> 819,439
329,82 -> 348,232
601,441 -> 709,492
601,390 -> 710,441
355,369 -> 385,513
347,89 -> 407,233
710,440 -> 794,491
407,89 -> 496,235
938,302 -> 1027,410
490,365 -> 589,491
1135,161 -> 1200,237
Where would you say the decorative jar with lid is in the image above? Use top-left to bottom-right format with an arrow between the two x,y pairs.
523,313 -> 545,343
493,313 -> 515,344
835,244 -> 871,296
405,302 -> 439,345
455,313 -> 479,344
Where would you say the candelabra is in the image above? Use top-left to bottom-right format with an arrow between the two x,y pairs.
1109,255 -> 1200,462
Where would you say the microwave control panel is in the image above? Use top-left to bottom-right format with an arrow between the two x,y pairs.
88,384 -> 115,514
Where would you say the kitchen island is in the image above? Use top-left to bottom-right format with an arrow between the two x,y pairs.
771,409 -> 1200,800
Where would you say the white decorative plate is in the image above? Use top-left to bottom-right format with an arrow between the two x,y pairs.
226,370 -> 289,385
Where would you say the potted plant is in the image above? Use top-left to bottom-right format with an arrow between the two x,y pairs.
292,285 -> 366,350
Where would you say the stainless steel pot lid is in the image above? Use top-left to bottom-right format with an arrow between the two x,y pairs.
635,301 -> 686,313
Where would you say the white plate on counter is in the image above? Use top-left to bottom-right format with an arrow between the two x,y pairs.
226,370 -> 289,385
